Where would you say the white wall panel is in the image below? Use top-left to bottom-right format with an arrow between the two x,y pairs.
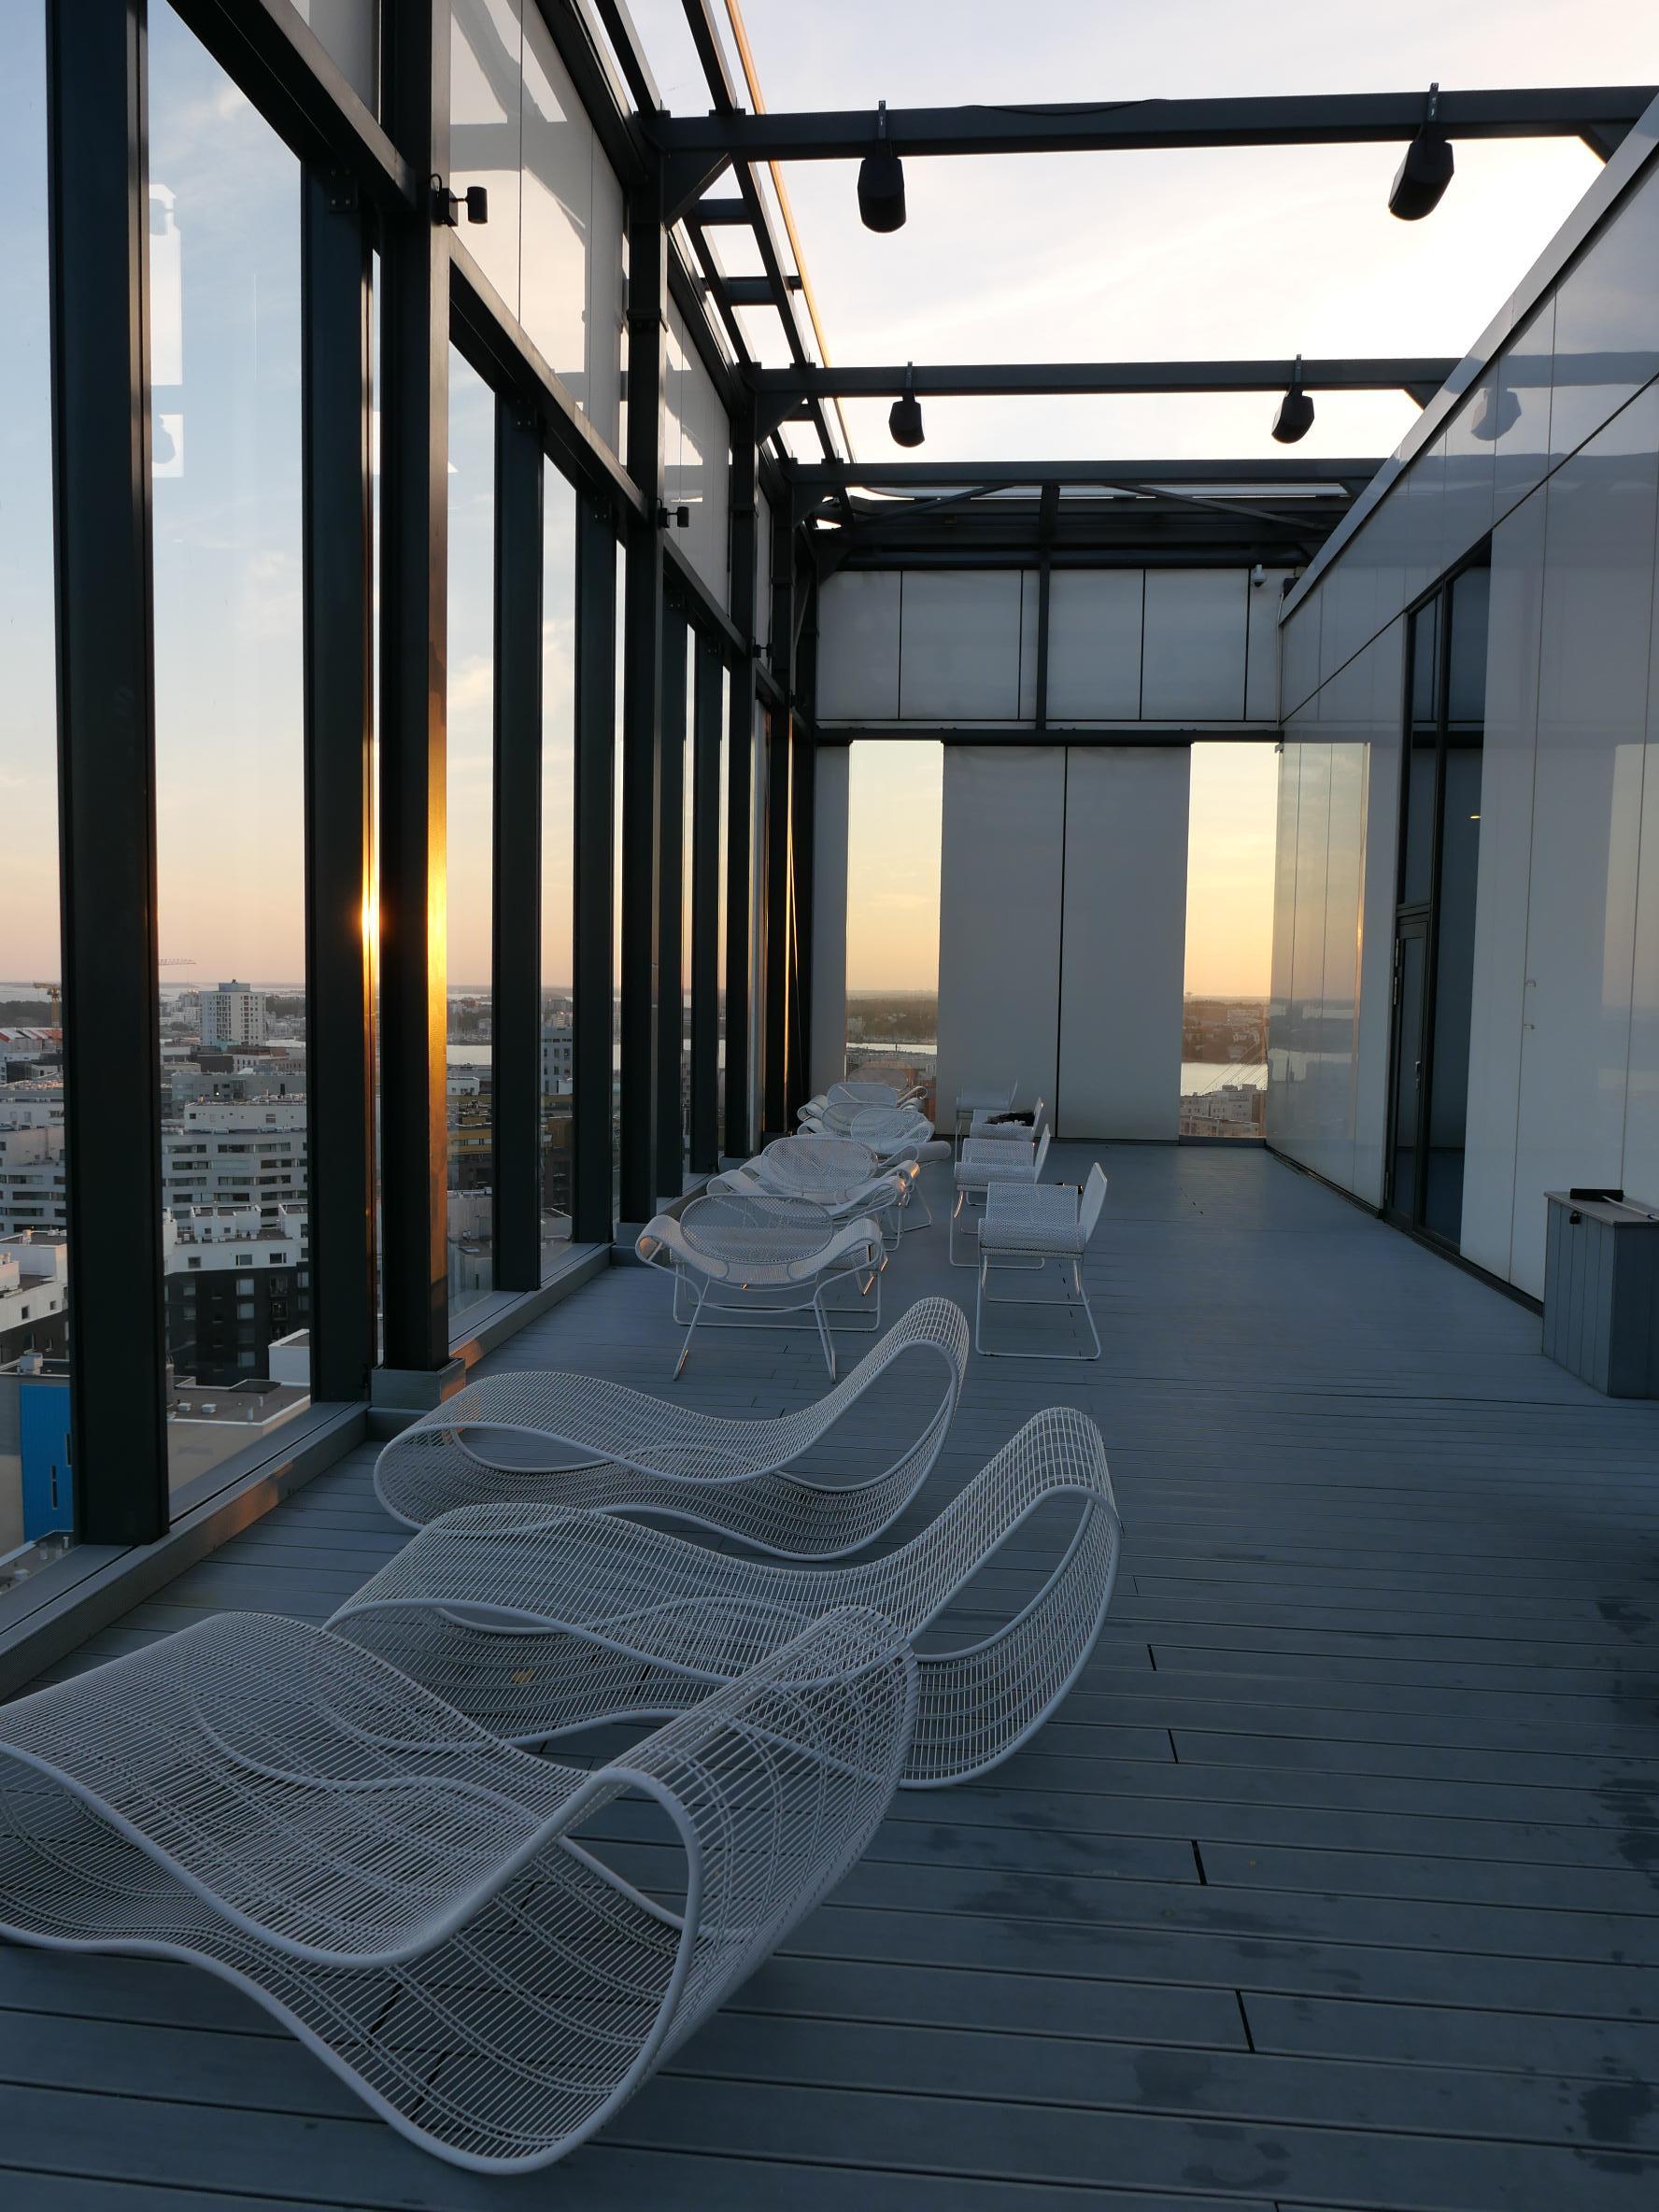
1017,572 -> 1039,720
1547,165 -> 1659,466
449,0 -> 523,316
1460,496 -> 1546,1280
292,1 -> 378,103
809,745 -> 849,1100
1624,585 -> 1659,1206
816,572 -> 900,721
1400,431 -> 1448,606
899,572 -> 1022,719
585,143 -> 625,450
519,6 -> 589,399
1265,741 -> 1301,1142
1509,388 -> 1659,1294
1141,570 -> 1246,718
1493,300 -> 1554,525
1441,376 -> 1498,576
1046,571 -> 1142,720
1244,569 -> 1288,720
1280,594 -> 1321,717
1056,747 -> 1189,1139
936,747 -> 1065,1124
1351,623 -> 1404,1209
668,314 -> 730,609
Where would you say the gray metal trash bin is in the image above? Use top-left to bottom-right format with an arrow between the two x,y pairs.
1542,1190 -> 1659,1397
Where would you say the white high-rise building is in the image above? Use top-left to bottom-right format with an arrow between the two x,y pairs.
199,980 -> 268,1049
163,1098 -> 306,1221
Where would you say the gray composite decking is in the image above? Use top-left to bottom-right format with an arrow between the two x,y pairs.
3,1141 -> 1659,2211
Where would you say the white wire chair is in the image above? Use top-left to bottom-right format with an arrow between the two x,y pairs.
797,1076 -> 925,1126
637,1190 -> 882,1379
332,1406 -> 1122,1792
977,1164 -> 1110,1360
951,1125 -> 1052,1266
0,1606 -> 915,2174
970,1096 -> 1047,1143
373,1295 -> 971,1556
953,1082 -> 1017,1150
727,1134 -> 911,1245
846,1105 -> 952,1230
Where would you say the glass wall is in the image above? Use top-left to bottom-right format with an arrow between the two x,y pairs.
612,541 -> 626,1219
844,740 -> 942,1116
1179,743 -> 1277,1138
447,348 -> 496,1320
0,2 -> 71,1584
679,626 -> 696,1176
541,462 -> 577,1269
149,7 -> 310,1496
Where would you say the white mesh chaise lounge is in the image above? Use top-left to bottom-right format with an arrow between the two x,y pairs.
977,1163 -> 1110,1360
331,1405 -> 1122,1790
0,1605 -> 915,2173
374,1293 -> 971,1556
720,1134 -> 910,1244
971,1096 -> 1047,1142
848,1105 -> 953,1228
797,1075 -> 925,1124
951,1124 -> 1053,1265
637,1188 -> 883,1379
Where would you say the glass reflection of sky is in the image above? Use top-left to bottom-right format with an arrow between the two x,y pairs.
447,347 -> 495,989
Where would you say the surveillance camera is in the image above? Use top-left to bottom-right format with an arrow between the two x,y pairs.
1250,562 -> 1267,588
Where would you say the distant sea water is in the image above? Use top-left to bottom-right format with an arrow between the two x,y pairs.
1182,1060 -> 1267,1094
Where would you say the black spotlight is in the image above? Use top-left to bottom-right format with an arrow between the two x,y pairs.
1468,380 -> 1521,442
858,100 -> 907,233
888,363 -> 925,447
1389,82 -> 1454,220
1270,356 -> 1314,445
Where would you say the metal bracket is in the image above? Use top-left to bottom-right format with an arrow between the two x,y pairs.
662,149 -> 733,227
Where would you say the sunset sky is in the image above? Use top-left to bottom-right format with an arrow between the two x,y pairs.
4,3 -> 1657,998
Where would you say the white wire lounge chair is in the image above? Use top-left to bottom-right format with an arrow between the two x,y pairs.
970,1096 -> 1047,1142
637,1189 -> 883,1379
373,1294 -> 971,1555
953,1082 -> 1017,1149
332,1405 -> 1122,1791
977,1164 -> 1110,1359
951,1125 -> 1052,1266
848,1105 -> 952,1229
730,1134 -> 911,1244
0,1606 -> 914,2174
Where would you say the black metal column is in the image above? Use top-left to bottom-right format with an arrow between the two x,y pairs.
377,0 -> 450,1368
300,166 -> 376,1405
787,574 -> 819,1126
571,495 -> 617,1244
722,414 -> 757,1159
761,501 -> 796,1137
617,191 -> 668,1222
45,0 -> 168,1543
654,599 -> 688,1200
689,631 -> 725,1171
491,401 -> 544,1292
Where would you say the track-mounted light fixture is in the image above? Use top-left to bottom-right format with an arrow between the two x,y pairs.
1389,84 -> 1454,220
888,363 -> 925,447
858,101 -> 907,233
1270,356 -> 1314,444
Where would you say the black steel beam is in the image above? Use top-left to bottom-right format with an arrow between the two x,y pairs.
691,194 -> 751,225
571,494 -> 618,1245
724,412 -> 759,1159
787,577 -> 818,1127
755,357 -> 1456,419
689,632 -> 725,1172
817,723 -> 1279,744
760,505 -> 795,1135
377,0 -> 450,1368
654,599 -> 689,1201
793,457 -> 1383,490
617,191 -> 669,1222
45,0 -> 168,1544
657,85 -> 1656,161
300,166 -> 377,1407
491,400 -> 544,1294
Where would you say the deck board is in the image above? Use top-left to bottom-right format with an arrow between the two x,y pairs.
4,1141 -> 1658,2208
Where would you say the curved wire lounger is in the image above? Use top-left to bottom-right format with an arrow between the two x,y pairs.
373,1294 -> 972,1556
742,1135 -> 914,1245
333,1405 -> 1122,1791
849,1105 -> 953,1227
0,1606 -> 915,2174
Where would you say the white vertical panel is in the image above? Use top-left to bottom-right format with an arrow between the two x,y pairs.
1017,572 -> 1039,721
936,747 -> 1064,1123
1351,622 -> 1406,1209
1548,164 -> 1659,466
1244,569 -> 1289,720
292,0 -> 378,104
1624,574 -> 1659,1205
1141,571 -> 1247,718
449,0 -> 523,316
1280,593 -> 1321,718
519,5 -> 588,399
1056,747 -> 1189,1139
1510,388 -> 1659,1294
1494,300 -> 1554,525
816,573 -> 900,721
899,572 -> 1022,719
809,746 -> 850,1100
1442,375 -> 1498,575
585,142 -> 625,451
1046,571 -> 1142,721
1401,431 -> 1448,604
753,495 -> 773,653
674,334 -> 730,610
1315,656 -> 1368,1195
1460,496 -> 1546,1281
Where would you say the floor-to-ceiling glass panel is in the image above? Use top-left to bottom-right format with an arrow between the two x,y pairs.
612,541 -> 626,1220
447,349 -> 495,1320
1389,926 -> 1428,1221
541,462 -> 577,1269
844,740 -> 942,1118
716,664 -> 730,1145
0,2 -> 71,1586
1180,743 -> 1276,1137
150,7 -> 310,1496
680,626 -> 696,1175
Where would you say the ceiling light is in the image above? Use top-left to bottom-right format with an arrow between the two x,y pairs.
888,362 -> 924,447
858,101 -> 907,233
1270,357 -> 1314,445
1389,84 -> 1454,220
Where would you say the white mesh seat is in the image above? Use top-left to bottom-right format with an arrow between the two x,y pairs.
374,1294 -> 971,1555
951,1126 -> 1052,1265
846,1106 -> 950,1229
977,1165 -> 1110,1359
0,1606 -> 915,2173
726,1135 -> 911,1248
637,1190 -> 883,1379
953,1082 -> 1017,1149
333,1406 -> 1122,1791
971,1096 -> 1046,1143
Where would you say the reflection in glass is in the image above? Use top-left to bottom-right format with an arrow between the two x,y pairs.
150,7 -> 310,1499
447,348 -> 495,1320
542,463 -> 577,1272
681,628 -> 696,1174
0,4 -> 72,1587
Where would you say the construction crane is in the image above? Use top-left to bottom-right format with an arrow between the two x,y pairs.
0,980 -> 62,1013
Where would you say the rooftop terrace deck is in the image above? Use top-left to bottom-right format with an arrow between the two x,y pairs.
4,1142 -> 1658,2210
